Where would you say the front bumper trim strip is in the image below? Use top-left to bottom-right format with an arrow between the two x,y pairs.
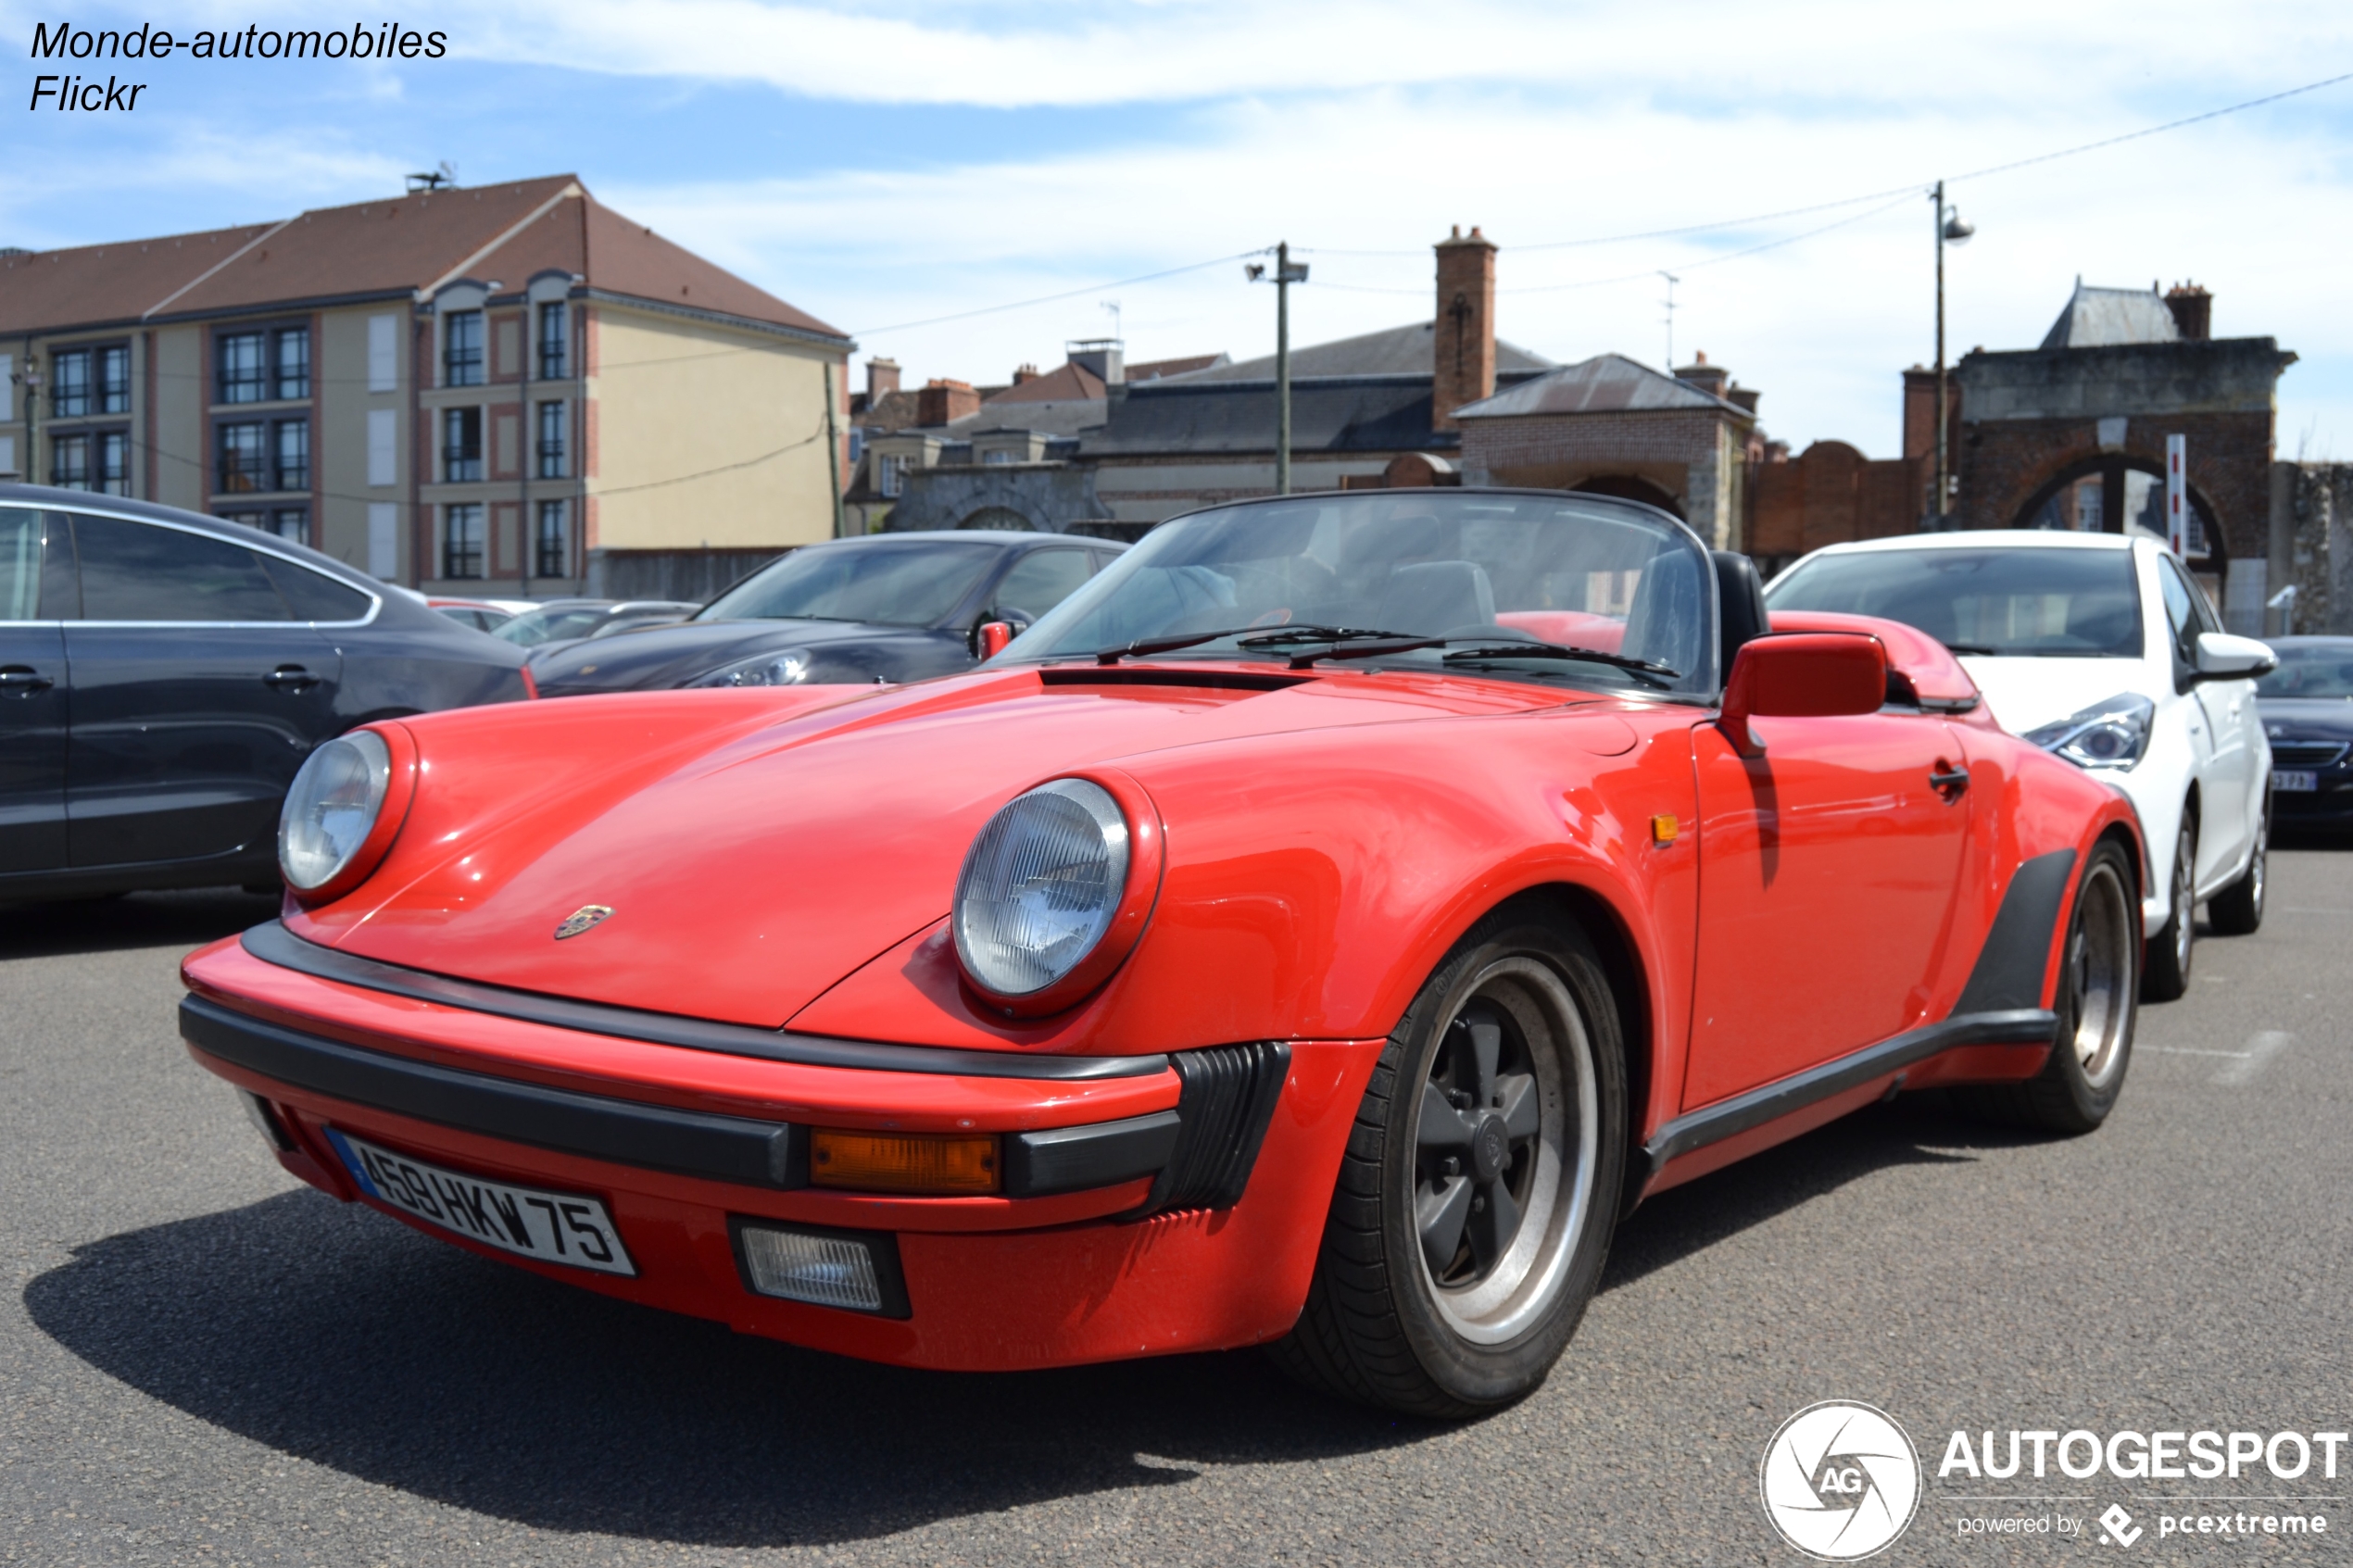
239,921 -> 1166,1082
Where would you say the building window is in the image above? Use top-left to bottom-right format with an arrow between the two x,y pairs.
218,509 -> 266,532
536,400 -> 567,478
95,431 -> 129,495
444,310 -> 484,387
268,508 -> 309,546
537,301 -> 567,380
443,503 -> 485,579
273,419 -> 309,492
218,332 -> 267,404
535,498 -> 569,578
442,407 -> 483,483
877,453 -> 907,497
98,345 -> 129,413
218,420 -> 268,493
52,433 -> 89,489
274,328 -> 310,401
51,349 -> 91,417
983,449 -> 1013,466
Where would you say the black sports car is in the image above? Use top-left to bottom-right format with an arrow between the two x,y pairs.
2257,635 -> 2353,827
526,531 -> 1124,696
0,483 -> 530,899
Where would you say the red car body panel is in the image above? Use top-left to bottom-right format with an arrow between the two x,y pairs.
182,619 -> 2141,1372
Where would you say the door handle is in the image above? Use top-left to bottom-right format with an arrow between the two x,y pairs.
264,665 -> 321,690
1929,765 -> 1970,798
0,665 -> 53,693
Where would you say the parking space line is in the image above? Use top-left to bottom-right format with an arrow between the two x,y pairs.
2216,1031 -> 2293,1086
2145,1047 -> 2251,1058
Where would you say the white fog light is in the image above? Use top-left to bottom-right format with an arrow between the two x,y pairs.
736,1223 -> 903,1314
278,731 -> 391,890
952,779 -> 1130,997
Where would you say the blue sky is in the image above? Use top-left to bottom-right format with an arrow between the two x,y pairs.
9,0 -> 2352,458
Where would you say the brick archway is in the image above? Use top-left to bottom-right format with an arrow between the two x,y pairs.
2008,453 -> 2225,571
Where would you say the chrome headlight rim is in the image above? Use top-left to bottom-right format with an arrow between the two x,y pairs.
277,723 -> 417,903
2023,692 -> 2157,771
950,771 -> 1164,1018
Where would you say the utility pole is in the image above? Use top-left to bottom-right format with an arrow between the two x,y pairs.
1660,272 -> 1680,371
1931,181 -> 1973,528
823,360 -> 845,538
1248,244 -> 1309,495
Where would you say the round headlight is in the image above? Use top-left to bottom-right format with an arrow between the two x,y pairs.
279,731 -> 392,892
953,779 -> 1132,998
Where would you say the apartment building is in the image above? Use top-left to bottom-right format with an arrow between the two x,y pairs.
1,175 -> 850,598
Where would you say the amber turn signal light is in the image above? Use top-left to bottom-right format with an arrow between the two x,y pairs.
1651,814 -> 1679,844
810,1128 -> 1001,1194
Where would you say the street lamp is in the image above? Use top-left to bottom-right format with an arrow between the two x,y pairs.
1247,243 -> 1310,495
1932,181 -> 1973,528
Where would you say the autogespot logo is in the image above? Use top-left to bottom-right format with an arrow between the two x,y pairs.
1762,1401 -> 1923,1560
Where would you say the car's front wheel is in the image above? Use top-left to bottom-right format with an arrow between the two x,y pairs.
2143,815 -> 2197,1001
1269,901 -> 1625,1418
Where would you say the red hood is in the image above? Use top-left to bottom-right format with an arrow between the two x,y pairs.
297,668 -> 1580,1028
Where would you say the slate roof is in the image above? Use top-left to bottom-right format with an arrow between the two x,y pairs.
0,176 -> 845,342
1451,354 -> 1751,420
2038,281 -> 2181,350
1085,375 -> 1456,456
1169,320 -> 1553,382
1126,352 -> 1228,382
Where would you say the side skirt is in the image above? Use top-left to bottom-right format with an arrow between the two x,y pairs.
1635,1007 -> 2057,1197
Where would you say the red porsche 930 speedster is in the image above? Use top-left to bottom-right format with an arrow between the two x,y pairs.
182,489 -> 2144,1416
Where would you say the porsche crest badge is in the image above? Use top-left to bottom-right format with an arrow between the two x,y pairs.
554,905 -> 614,940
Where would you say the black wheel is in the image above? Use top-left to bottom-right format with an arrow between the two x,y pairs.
2141,815 -> 2196,1002
2208,793 -> 2268,935
1268,902 -> 1626,1418
1963,839 -> 2139,1134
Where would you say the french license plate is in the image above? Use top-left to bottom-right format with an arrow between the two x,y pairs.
326,1128 -> 636,1276
2277,771 -> 2318,793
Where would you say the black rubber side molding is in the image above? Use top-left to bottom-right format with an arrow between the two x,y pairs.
1641,1007 -> 2058,1180
182,995 -> 805,1188
1004,1111 -> 1183,1198
240,921 -> 1165,1083
1140,1041 -> 1290,1213
1954,849 -> 2078,1014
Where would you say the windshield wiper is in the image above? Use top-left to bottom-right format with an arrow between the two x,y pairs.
1941,642 -> 2001,656
1439,642 -> 1680,689
1094,625 -> 1410,664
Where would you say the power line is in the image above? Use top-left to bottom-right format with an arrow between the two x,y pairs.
1299,68 -> 2353,260
849,250 -> 1269,337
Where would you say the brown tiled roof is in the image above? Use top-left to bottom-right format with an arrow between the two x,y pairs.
983,360 -> 1105,404
1127,353 -> 1227,381
0,175 -> 845,342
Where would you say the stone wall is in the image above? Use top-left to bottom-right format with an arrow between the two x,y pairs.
2276,462 -> 2353,634
884,461 -> 1105,533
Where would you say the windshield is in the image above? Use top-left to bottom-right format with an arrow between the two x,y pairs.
1001,492 -> 1716,696
699,541 -> 999,627
2258,643 -> 2353,699
1768,544 -> 2143,659
494,606 -> 609,646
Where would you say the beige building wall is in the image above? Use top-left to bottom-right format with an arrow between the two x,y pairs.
150,325 -> 205,512
586,305 -> 837,552
318,306 -> 381,572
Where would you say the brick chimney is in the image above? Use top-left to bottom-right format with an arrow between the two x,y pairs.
915,378 -> 979,427
1432,225 -> 1497,432
1676,351 -> 1730,400
2164,282 -> 2211,341
1011,363 -> 1040,384
866,358 -> 901,398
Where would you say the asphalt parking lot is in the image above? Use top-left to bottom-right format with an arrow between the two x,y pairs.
4,848 -> 2347,1567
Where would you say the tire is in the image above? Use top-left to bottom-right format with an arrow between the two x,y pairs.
1963,839 -> 2139,1134
2141,815 -> 2196,1002
1268,901 -> 1627,1418
2208,792 -> 2268,935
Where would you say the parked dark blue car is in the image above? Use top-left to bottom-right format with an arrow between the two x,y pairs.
525,531 -> 1125,696
2258,635 -> 2353,829
0,484 -> 530,899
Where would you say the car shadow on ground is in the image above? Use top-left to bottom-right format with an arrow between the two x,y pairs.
23,1093 -> 2045,1547
0,886 -> 280,960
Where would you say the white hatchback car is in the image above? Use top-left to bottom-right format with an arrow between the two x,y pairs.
1766,531 -> 2276,999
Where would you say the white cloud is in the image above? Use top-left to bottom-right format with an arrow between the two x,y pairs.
607,77 -> 2353,456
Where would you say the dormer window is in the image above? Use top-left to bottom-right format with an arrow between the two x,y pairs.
877,453 -> 908,497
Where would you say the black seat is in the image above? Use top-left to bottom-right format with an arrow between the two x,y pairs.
1714,550 -> 1769,678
